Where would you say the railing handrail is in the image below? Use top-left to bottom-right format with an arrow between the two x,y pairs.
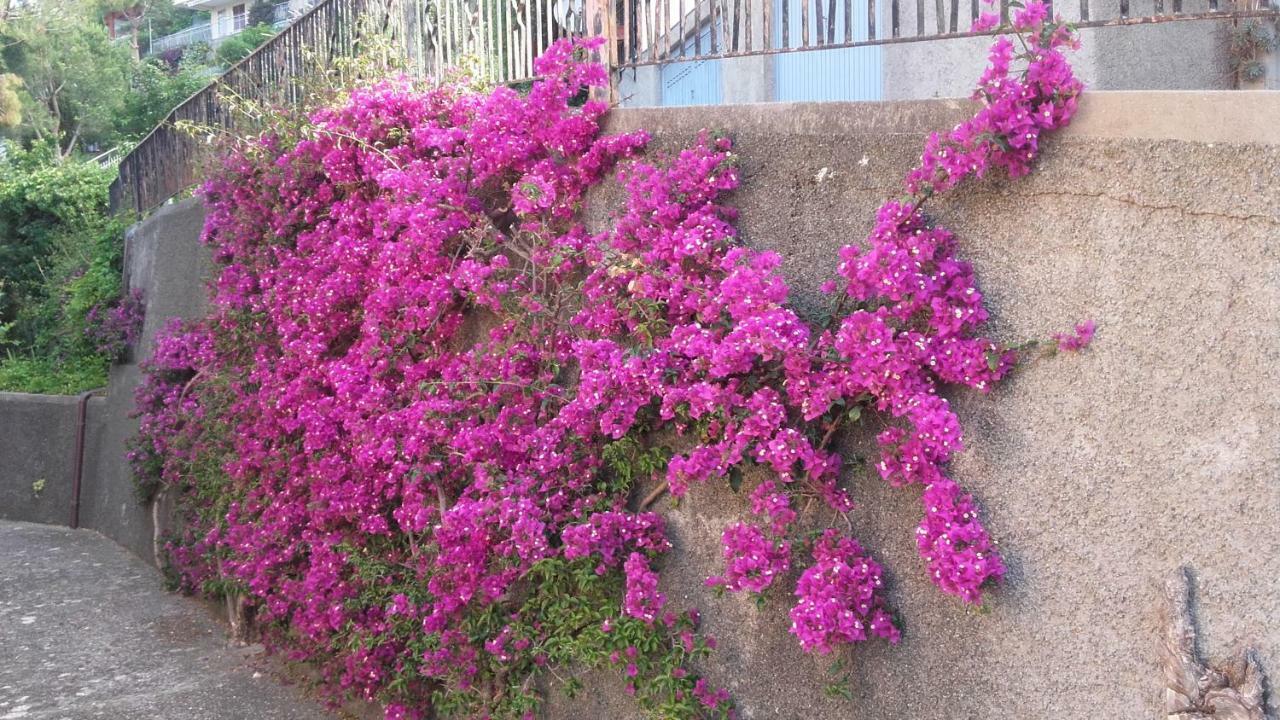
123,0 -> 347,178
112,0 -> 591,216
113,0 -> 1277,217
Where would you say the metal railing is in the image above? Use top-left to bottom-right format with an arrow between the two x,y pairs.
149,22 -> 213,54
617,0 -> 1280,66
146,1 -> 320,56
111,0 -> 1278,215
111,0 -> 593,216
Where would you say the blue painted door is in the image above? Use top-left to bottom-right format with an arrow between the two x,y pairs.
661,28 -> 723,106
773,0 -> 883,101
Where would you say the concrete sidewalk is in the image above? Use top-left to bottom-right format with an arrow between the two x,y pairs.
0,521 -> 336,720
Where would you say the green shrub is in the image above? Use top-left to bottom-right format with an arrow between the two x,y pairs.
215,24 -> 275,67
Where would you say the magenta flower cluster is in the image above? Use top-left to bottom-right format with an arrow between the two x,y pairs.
85,289 -> 145,361
790,530 -> 898,653
132,10 -> 1087,717
128,316 -> 212,502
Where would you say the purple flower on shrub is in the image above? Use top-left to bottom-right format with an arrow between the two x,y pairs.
1055,319 -> 1096,352
789,530 -> 899,653
85,289 -> 145,361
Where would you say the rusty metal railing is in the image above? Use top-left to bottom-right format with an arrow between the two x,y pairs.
110,0 -> 594,216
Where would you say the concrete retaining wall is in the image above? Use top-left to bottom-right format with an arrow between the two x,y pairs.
0,392 -> 84,526
0,197 -> 209,563
1,91 -> 1277,718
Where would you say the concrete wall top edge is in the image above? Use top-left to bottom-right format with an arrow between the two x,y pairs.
0,391 -> 86,405
604,91 -> 1280,146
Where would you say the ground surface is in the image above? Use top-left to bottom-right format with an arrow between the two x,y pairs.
0,520 -> 335,720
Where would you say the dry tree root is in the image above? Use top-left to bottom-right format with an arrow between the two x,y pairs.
1162,566 -> 1270,720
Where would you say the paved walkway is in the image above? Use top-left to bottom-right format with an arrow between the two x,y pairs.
0,521 -> 335,720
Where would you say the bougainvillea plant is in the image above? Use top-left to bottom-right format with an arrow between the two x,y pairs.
130,6 -> 1087,718
85,288 -> 145,362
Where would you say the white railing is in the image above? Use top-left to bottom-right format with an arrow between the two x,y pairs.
90,146 -> 125,169
273,0 -> 319,26
148,22 -> 213,54
147,1 -> 318,55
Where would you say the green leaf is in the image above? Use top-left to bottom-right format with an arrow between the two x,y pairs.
985,349 -> 1000,372
728,466 -> 743,493
847,406 -> 862,423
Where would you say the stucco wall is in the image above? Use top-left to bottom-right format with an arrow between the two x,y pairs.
562,92 -> 1280,719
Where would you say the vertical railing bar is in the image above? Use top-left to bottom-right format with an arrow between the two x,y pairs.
625,0 -> 633,61
655,0 -> 665,61
780,0 -> 788,47
935,0 -> 944,32
814,0 -> 824,44
445,0 -> 454,72
711,0 -> 719,53
762,0 -> 771,50
479,0 -> 489,82
727,0 -> 737,50
490,0 -> 500,81
745,0 -> 752,52
660,0 -> 668,62
475,0 -> 482,79
917,0 -> 924,34
949,0 -> 957,31
525,0 -> 534,77
641,0 -> 650,61
826,0 -> 835,43
891,0 -> 899,36
863,0 -> 871,40
535,0 -> 544,63
694,0 -> 702,54
801,0 -> 809,46
732,0 -> 740,50
679,0 -> 687,55
501,0 -> 511,79
545,0 -> 555,49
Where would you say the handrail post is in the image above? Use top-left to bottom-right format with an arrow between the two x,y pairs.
585,0 -> 619,103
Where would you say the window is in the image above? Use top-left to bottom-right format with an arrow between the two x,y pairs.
233,3 -> 247,30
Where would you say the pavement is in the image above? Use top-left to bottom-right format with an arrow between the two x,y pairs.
0,520 -> 336,720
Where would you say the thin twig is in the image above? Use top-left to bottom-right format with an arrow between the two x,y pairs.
639,481 -> 669,508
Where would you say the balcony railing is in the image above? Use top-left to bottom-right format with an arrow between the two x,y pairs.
148,22 -> 213,54
146,1 -> 316,56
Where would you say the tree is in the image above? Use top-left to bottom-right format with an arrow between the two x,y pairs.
0,1 -> 133,158
214,22 -> 274,67
95,0 -> 201,59
119,55 -> 210,138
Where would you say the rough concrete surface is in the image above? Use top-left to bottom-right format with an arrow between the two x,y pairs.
0,520 -> 334,719
553,94 -> 1280,719
0,394 -> 80,527
81,197 -> 211,563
